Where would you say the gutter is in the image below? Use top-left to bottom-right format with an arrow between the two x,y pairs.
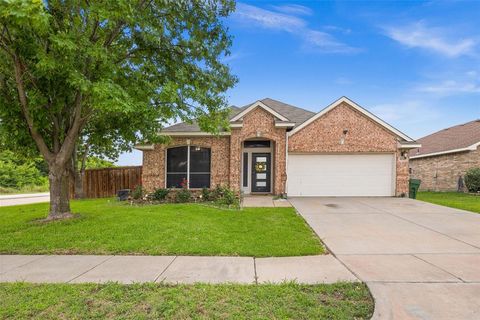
410,141 -> 480,159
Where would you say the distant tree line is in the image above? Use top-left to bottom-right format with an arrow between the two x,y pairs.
0,150 -> 114,193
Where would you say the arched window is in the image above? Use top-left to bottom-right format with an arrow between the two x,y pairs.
166,146 -> 211,188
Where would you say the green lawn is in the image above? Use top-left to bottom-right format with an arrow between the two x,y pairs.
0,199 -> 323,256
0,282 -> 373,319
417,191 -> 480,214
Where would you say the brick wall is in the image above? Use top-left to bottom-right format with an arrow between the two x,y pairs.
410,147 -> 480,191
289,102 -> 398,153
142,101 -> 412,196
142,136 -> 230,192
396,150 -> 410,196
288,101 -> 408,196
229,107 -> 287,195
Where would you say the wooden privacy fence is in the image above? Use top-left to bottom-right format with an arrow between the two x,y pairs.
72,166 -> 142,198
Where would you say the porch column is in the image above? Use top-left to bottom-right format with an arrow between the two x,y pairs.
229,130 -> 242,191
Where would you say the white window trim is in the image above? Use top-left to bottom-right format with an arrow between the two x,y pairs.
241,145 -> 273,194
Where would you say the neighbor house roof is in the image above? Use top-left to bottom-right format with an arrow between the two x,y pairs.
162,98 -> 315,134
410,119 -> 480,159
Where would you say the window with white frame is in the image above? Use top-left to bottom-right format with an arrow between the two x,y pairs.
166,146 -> 211,188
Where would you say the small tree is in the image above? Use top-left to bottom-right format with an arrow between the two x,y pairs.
465,168 -> 480,193
0,0 -> 236,219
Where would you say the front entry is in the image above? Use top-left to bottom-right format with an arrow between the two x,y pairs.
251,153 -> 271,193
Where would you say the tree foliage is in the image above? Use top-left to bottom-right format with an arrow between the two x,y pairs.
0,150 -> 47,189
84,156 -> 115,169
0,0 -> 236,217
465,168 -> 480,193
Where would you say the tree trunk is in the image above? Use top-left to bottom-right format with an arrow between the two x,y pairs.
48,166 -> 73,220
74,169 -> 85,199
72,145 -> 86,199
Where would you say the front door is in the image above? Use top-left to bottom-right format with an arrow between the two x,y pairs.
251,153 -> 271,193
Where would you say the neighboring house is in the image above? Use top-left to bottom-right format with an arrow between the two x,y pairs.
410,120 -> 480,192
137,97 -> 419,197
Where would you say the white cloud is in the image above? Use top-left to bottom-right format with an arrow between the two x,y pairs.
369,100 -> 442,138
323,25 -> 352,34
334,77 -> 353,85
233,3 -> 358,54
384,21 -> 476,57
270,4 -> 313,16
304,30 -> 360,53
415,70 -> 480,95
417,80 -> 480,95
234,3 -> 305,32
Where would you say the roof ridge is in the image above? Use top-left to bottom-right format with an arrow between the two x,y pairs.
260,97 -> 315,114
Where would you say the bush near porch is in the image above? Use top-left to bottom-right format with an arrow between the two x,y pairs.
0,199 -> 324,257
130,185 -> 241,209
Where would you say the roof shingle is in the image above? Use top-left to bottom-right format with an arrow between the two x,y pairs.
410,119 -> 480,157
162,98 -> 315,132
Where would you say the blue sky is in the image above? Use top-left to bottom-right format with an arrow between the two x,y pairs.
117,0 -> 480,165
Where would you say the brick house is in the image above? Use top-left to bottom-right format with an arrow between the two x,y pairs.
409,120 -> 480,192
138,97 -> 419,197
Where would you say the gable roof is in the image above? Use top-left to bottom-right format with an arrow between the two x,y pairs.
230,100 -> 290,122
288,96 -> 414,142
162,98 -> 315,133
160,97 -> 414,143
410,119 -> 480,159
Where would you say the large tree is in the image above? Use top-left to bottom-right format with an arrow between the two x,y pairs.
0,0 -> 236,219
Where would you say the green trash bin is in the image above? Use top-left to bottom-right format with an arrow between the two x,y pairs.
409,179 -> 421,199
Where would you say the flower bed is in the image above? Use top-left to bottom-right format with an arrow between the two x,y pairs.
126,182 -> 241,209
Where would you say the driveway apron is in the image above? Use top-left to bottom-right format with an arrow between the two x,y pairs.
290,197 -> 480,320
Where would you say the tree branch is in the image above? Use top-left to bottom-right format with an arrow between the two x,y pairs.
56,91 -> 83,166
103,21 -> 125,48
12,54 -> 53,162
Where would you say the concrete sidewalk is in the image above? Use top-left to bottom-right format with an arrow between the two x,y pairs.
0,192 -> 49,207
0,254 -> 358,284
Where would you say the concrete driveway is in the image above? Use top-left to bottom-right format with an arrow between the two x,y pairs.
290,197 -> 480,320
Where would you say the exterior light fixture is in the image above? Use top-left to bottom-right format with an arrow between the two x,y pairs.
340,129 -> 348,145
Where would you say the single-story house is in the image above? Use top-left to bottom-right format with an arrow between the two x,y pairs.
137,97 -> 419,197
409,119 -> 480,192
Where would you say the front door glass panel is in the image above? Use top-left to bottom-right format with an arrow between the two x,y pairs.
251,153 -> 271,192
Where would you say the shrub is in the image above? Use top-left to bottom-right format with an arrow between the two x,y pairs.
210,185 -> 240,208
465,168 -> 480,193
151,188 -> 169,201
176,188 -> 192,203
0,150 -> 47,189
202,187 -> 211,201
217,188 -> 238,207
131,185 -> 144,200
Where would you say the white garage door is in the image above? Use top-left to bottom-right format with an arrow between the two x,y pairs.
287,154 -> 395,196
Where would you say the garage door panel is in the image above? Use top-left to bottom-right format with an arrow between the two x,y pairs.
287,154 -> 394,196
